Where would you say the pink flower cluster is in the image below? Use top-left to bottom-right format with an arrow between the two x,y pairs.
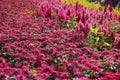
0,0 -> 120,80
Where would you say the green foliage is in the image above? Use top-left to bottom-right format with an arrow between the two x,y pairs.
69,71 -> 76,79
30,69 -> 37,74
90,27 -> 99,35
87,0 -> 95,2
84,27 -> 113,51
102,65 -> 117,72
82,70 -> 99,78
82,70 -> 90,77
66,17 -> 77,30
51,57 -> 61,66
59,17 -> 77,30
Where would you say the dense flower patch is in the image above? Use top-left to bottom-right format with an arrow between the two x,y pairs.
0,0 -> 120,80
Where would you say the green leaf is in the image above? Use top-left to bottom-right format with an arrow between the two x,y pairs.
30,69 -> 37,74
95,37 -> 100,43
66,17 -> 77,30
104,42 -> 112,47
90,27 -> 99,35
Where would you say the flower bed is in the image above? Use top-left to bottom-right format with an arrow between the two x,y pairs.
0,0 -> 120,80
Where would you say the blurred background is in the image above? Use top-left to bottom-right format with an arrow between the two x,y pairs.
87,0 -> 120,8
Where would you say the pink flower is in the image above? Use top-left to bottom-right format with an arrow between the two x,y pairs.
22,66 -> 29,71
